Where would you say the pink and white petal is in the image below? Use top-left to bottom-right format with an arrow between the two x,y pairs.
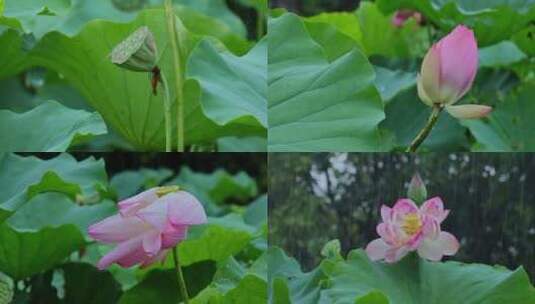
439,231 -> 460,256
446,104 -> 492,119
421,217 -> 440,240
385,246 -> 410,263
366,239 -> 390,261
142,230 -> 162,256
88,214 -> 149,244
380,205 -> 392,223
118,188 -> 159,217
391,199 -> 419,224
418,231 -> 460,261
136,199 -> 169,231
140,249 -> 170,268
97,236 -> 144,270
406,232 -> 424,250
161,225 -> 188,249
438,25 -> 478,101
421,197 -> 449,223
116,247 -> 148,268
166,191 -> 207,226
417,75 -> 435,106
421,44 -> 442,103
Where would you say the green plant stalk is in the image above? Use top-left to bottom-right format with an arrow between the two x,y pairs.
160,72 -> 172,152
406,104 -> 443,152
164,0 -> 185,152
256,10 -> 265,38
172,246 -> 189,304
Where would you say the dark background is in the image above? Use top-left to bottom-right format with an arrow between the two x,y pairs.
21,153 -> 268,193
270,0 -> 361,15
269,153 -> 535,282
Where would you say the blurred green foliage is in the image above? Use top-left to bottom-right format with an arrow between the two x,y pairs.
269,153 -> 535,282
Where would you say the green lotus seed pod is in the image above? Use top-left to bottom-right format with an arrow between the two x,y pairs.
110,26 -> 158,72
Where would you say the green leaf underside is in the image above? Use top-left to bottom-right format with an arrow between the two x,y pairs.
268,13 -> 386,152
62,262 -> 123,304
0,100 -> 107,152
0,153 -> 107,222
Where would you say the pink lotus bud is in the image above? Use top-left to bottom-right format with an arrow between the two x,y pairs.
417,25 -> 491,119
366,197 -> 459,263
88,186 -> 207,270
392,10 -> 423,28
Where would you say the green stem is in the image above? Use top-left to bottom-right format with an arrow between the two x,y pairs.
160,72 -> 172,152
164,0 -> 185,152
256,10 -> 265,38
172,246 -> 189,304
406,104 -> 443,152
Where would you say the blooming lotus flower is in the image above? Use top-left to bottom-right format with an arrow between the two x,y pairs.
366,197 -> 459,263
392,10 -> 423,27
88,186 -> 207,270
418,25 -> 492,119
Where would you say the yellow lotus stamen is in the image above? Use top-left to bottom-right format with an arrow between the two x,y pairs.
401,213 -> 422,236
156,185 -> 180,197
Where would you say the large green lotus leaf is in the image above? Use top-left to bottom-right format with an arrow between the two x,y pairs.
268,247 -> 329,304
244,194 -> 267,228
462,83 -> 535,151
356,2 -> 429,58
512,25 -> 535,57
0,100 -> 107,152
374,66 -> 416,102
0,0 -> 136,39
0,153 -> 108,222
168,166 -> 258,206
0,193 -> 114,280
16,10 -> 265,149
381,89 -> 468,151
61,262 -> 123,304
217,136 -> 267,152
186,37 -> 267,129
321,249 -> 535,304
118,261 -> 216,304
0,223 -> 83,280
174,5 -> 250,55
268,13 -> 386,152
376,0 -> 535,47
177,214 -> 256,266
110,168 -> 174,200
174,0 -> 247,38
0,29 -> 27,79
479,41 -> 528,68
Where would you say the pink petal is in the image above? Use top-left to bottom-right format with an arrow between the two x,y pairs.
421,197 -> 449,223
136,198 -> 169,231
140,249 -> 170,268
391,199 -> 419,224
142,230 -> 162,256
88,214 -> 149,244
385,246 -> 410,263
118,188 -> 159,216
162,224 -> 188,248
366,239 -> 389,261
380,205 -> 392,222
417,231 -> 459,261
446,104 -> 492,119
116,247 -> 148,268
421,217 -> 440,239
420,44 -> 442,103
97,235 -> 144,269
166,191 -> 207,226
437,25 -> 478,104
406,232 -> 424,250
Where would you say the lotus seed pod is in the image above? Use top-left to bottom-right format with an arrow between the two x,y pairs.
110,26 -> 158,72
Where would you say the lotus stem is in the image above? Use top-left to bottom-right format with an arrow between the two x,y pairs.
172,246 -> 189,304
406,104 -> 443,152
160,72 -> 172,152
256,10 -> 265,38
164,0 -> 185,152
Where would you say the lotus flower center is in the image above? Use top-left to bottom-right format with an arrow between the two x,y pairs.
401,213 -> 422,236
156,185 -> 180,197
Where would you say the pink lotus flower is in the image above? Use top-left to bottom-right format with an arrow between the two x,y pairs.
392,10 -> 423,27
366,197 -> 459,263
88,186 -> 207,270
418,25 -> 492,119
